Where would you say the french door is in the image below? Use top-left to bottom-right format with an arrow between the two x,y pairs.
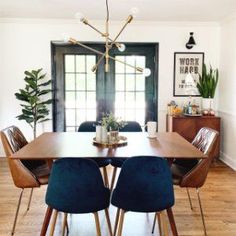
51,42 -> 158,132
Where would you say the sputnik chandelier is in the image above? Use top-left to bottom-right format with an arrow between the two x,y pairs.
66,0 -> 151,77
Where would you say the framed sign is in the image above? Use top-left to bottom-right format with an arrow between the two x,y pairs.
173,52 -> 204,96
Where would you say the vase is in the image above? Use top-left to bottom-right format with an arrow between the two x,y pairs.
202,98 -> 214,110
109,130 -> 119,143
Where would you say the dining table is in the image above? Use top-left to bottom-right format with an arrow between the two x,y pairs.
11,131 -> 205,160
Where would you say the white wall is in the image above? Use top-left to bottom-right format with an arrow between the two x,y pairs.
218,15 -> 236,170
0,18 -> 220,156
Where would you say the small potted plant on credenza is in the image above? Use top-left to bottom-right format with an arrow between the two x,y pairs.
196,63 -> 219,115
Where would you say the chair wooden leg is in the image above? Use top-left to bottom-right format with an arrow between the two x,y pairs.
157,213 -> 163,236
49,210 -> 58,236
104,208 -> 113,236
196,188 -> 207,236
117,209 -> 125,236
114,208 -> 120,236
94,212 -> 102,236
160,211 -> 169,236
186,188 -> 193,210
62,213 -> 68,236
27,188 -> 34,211
11,189 -> 24,235
40,206 -> 53,236
110,167 -> 117,191
103,167 -> 109,188
166,208 -> 178,236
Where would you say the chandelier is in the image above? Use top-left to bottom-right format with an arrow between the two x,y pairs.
66,0 -> 151,77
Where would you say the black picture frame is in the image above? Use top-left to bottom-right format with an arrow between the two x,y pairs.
173,52 -> 204,97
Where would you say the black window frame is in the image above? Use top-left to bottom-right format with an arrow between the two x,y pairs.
51,41 -> 159,131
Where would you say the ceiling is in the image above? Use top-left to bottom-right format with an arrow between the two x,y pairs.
0,0 -> 236,22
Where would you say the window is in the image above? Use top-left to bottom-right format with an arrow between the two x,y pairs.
51,43 -> 158,131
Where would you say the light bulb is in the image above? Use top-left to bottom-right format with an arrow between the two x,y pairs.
61,33 -> 70,43
118,43 -> 126,52
74,12 -> 85,22
143,68 -> 151,77
129,7 -> 139,18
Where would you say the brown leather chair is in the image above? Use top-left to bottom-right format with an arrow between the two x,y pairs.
171,127 -> 219,236
0,126 -> 50,235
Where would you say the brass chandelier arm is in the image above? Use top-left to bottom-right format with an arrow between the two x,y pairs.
69,37 -> 143,73
113,15 -> 133,43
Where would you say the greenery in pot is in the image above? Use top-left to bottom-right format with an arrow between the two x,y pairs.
197,63 -> 219,98
15,69 -> 52,139
100,112 -> 127,131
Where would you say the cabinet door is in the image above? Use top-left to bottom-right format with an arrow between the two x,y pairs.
173,118 -> 197,142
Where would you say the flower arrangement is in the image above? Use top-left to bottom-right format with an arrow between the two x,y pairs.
100,112 -> 127,131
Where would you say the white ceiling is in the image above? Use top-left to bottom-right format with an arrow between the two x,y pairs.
0,0 -> 236,22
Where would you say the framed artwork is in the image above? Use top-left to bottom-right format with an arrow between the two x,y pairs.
173,52 -> 204,97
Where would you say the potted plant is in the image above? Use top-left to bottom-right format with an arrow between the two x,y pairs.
196,64 -> 219,110
15,69 -> 52,139
100,112 -> 127,142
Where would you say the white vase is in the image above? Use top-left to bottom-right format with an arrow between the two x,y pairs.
202,98 -> 214,110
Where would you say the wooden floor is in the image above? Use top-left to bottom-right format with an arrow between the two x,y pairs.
0,158 -> 236,236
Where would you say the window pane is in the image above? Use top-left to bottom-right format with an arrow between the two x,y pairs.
125,109 -> 135,120
65,92 -> 76,108
115,56 -> 125,73
87,109 -> 96,120
65,55 -> 75,73
65,74 -> 75,91
136,56 -> 145,68
86,55 -> 96,73
136,74 -> 145,91
126,74 -> 135,91
76,74 -> 86,90
66,127 -> 76,132
115,109 -> 125,119
76,55 -> 86,73
125,92 -> 135,108
66,109 -> 75,126
87,73 -> 96,91
125,56 -> 135,73
87,92 -> 96,109
115,92 -> 125,109
136,109 -> 145,126
115,74 -> 125,91
76,109 -> 86,126
136,92 -> 145,108
76,92 -> 86,108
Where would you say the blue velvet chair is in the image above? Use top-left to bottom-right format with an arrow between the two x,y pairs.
111,156 -> 178,236
78,121 -> 111,187
110,121 -> 142,190
41,158 -> 112,236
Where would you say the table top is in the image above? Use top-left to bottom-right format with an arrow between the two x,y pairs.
11,132 -> 205,160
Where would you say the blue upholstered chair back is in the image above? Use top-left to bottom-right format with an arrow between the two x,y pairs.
119,121 -> 142,132
78,121 -> 96,132
46,158 -> 110,214
111,156 -> 174,212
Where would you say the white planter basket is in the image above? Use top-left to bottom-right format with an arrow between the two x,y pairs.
202,98 -> 214,110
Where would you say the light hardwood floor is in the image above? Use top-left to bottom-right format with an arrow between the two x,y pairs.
0,158 -> 236,236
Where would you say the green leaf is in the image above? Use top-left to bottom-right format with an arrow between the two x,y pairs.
38,80 -> 51,87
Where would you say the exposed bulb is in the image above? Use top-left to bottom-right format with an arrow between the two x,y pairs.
143,68 -> 151,77
129,7 -> 139,18
74,12 -> 85,22
62,33 -> 70,43
118,43 -> 126,52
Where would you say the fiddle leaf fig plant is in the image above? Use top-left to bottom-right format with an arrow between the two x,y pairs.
15,69 -> 52,139
197,64 -> 219,98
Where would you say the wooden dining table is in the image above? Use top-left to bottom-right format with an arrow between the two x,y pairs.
10,131 -> 205,236
11,132 -> 205,160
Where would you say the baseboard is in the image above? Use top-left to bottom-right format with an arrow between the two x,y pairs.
220,151 -> 236,171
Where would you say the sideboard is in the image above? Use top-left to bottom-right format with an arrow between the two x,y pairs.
166,115 -> 221,158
